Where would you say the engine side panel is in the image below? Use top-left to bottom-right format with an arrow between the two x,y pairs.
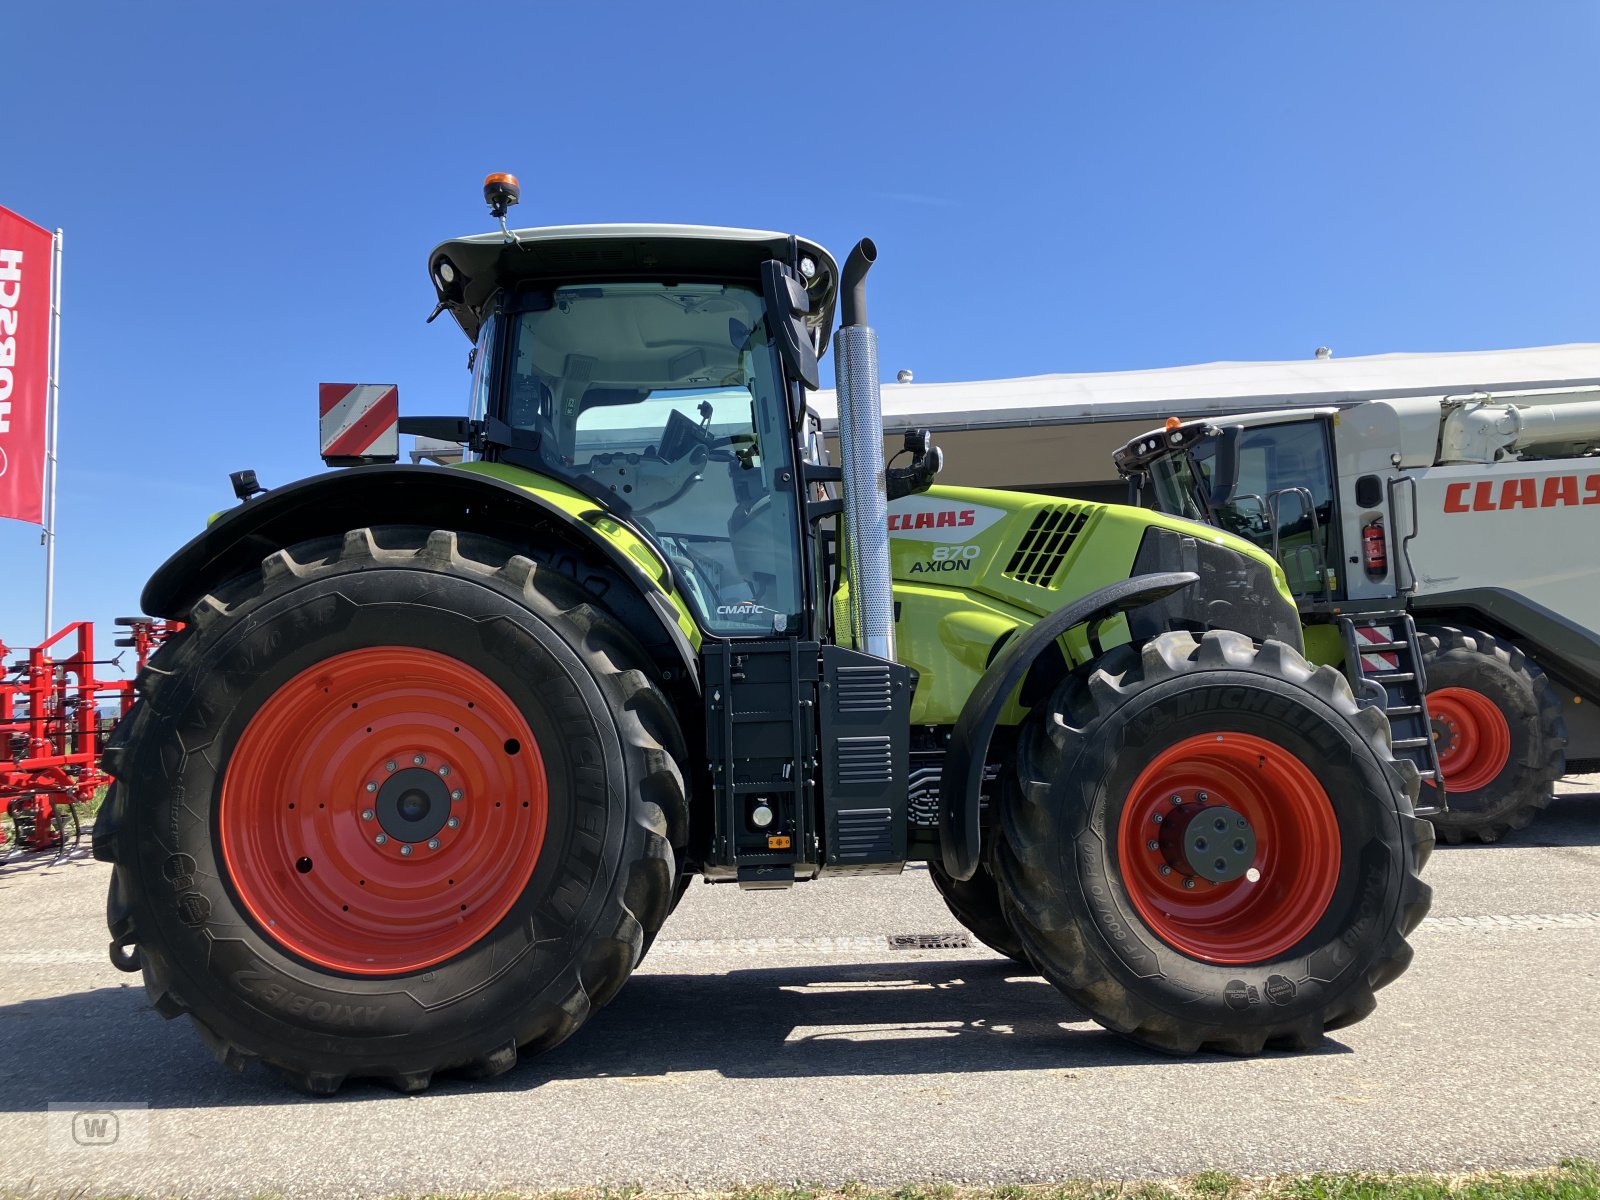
884,485 -> 1298,726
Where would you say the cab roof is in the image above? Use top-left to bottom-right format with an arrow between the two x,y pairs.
428,224 -> 839,350
1114,407 -> 1340,474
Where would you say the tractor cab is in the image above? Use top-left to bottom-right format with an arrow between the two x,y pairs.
1115,409 -> 1344,603
425,223 -> 841,640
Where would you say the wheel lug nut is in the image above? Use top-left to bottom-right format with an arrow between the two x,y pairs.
1159,865 -> 1173,876
446,816 -> 460,829
400,843 -> 413,857
385,760 -> 396,773
1147,839 -> 1160,851
1183,876 -> 1196,889
365,781 -> 377,793
361,809 -> 374,821
1151,812 -> 1163,824
413,754 -> 426,766
374,833 -> 388,845
450,789 -> 463,801
1170,794 -> 1183,807
427,838 -> 440,850
1196,791 -> 1209,804
439,765 -> 451,777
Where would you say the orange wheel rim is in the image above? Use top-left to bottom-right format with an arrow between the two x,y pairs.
1428,687 -> 1511,794
1117,732 -> 1341,964
220,647 -> 547,975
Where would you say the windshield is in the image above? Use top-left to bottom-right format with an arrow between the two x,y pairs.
501,281 -> 803,637
1147,450 -> 1209,521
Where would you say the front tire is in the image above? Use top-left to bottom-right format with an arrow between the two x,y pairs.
928,858 -> 1029,964
996,630 -> 1432,1055
1419,625 -> 1566,844
97,527 -> 687,1093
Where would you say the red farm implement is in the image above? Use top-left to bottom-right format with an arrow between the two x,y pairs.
1,618 -> 180,862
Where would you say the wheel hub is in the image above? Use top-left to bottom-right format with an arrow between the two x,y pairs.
1158,796 -> 1257,884
375,764 -> 453,844
1118,731 -> 1341,964
220,646 -> 547,975
1427,687 -> 1512,794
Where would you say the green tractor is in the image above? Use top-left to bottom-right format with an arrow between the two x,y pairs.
95,178 -> 1431,1092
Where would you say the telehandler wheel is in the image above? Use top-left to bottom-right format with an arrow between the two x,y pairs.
995,629 -> 1433,1055
928,858 -> 1029,964
1418,625 -> 1566,844
96,527 -> 687,1094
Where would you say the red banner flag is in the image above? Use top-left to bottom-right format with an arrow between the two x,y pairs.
0,205 -> 53,525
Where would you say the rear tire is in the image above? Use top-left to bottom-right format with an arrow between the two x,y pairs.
1419,625 -> 1566,844
996,630 -> 1432,1055
96,527 -> 687,1093
928,858 -> 1029,964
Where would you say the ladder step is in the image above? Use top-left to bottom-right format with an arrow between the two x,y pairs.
1392,736 -> 1432,749
1360,641 -> 1408,653
1372,672 -> 1417,683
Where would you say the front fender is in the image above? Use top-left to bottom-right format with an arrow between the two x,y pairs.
141,464 -> 701,689
938,571 -> 1199,881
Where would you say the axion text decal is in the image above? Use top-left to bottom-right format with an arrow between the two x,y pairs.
909,545 -> 979,575
887,499 -> 1006,544
1442,475 -> 1600,513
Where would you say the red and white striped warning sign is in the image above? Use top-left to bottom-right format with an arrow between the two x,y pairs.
1354,625 -> 1400,672
319,384 -> 399,463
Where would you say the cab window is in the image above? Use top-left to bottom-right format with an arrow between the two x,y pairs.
502,281 -> 804,637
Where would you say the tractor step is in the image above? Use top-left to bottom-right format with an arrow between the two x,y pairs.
1339,613 -> 1445,817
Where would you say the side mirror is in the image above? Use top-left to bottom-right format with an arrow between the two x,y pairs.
760,259 -> 820,390
1210,427 -> 1241,507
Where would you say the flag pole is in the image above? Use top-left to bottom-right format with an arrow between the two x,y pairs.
43,228 -> 61,637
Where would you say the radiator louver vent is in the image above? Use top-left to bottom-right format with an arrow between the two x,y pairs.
836,665 -> 893,713
1004,505 -> 1092,587
834,735 -> 893,785
834,808 -> 894,860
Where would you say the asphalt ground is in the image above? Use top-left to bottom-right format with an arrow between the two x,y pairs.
1,776 -> 1596,1198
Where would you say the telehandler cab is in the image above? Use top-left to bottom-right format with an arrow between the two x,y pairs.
96,176 -> 1430,1092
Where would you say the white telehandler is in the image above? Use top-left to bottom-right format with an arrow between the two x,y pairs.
1115,387 -> 1600,842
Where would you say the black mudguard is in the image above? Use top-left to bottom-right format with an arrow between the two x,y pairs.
938,571 -> 1199,881
141,465 -> 701,689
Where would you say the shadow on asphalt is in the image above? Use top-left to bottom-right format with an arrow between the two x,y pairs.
0,957 -> 1353,1109
0,848 -> 94,879
1428,790 -> 1600,851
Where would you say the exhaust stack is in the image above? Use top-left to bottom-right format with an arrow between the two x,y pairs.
833,239 -> 895,662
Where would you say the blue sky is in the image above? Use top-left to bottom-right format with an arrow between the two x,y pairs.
3,2 -> 1597,654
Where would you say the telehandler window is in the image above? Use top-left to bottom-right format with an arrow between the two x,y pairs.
1194,420 -> 1338,598
502,281 -> 805,637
